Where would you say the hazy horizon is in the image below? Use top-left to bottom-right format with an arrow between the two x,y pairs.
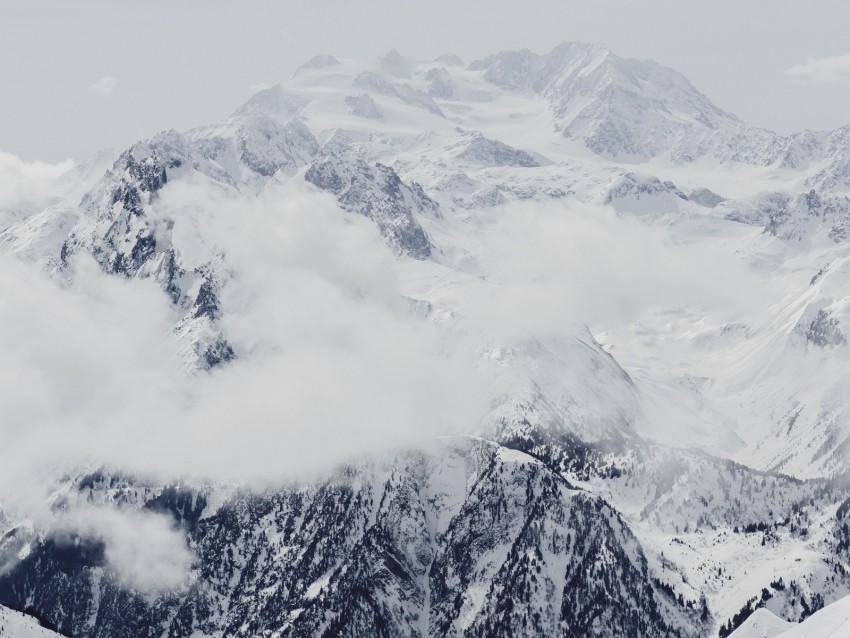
3,0 -> 850,162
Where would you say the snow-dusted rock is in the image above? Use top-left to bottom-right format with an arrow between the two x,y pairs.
345,93 -> 383,119
304,154 -> 437,259
446,131 -> 547,168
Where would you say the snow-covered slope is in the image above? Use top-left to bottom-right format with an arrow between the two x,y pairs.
0,606 -> 62,638
4,42 -> 850,638
730,595 -> 850,638
774,594 -> 850,637
728,608 -> 793,638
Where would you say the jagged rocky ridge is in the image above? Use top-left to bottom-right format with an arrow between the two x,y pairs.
305,155 -> 436,259
29,90 -> 441,368
3,437 -> 850,637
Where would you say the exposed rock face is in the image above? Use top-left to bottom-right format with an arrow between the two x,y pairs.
305,156 -> 437,259
48,104 -> 325,371
352,71 -> 444,117
424,68 -> 453,99
688,187 -> 726,208
446,131 -> 545,168
719,190 -> 850,241
6,436 -> 850,638
602,173 -> 689,216
223,116 -> 320,178
794,307 -> 847,349
345,93 -> 383,119
57,133 -> 239,370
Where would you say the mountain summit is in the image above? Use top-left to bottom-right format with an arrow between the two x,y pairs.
471,42 -> 741,160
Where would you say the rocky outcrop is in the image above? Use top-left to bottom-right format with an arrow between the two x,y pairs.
305,155 -> 438,259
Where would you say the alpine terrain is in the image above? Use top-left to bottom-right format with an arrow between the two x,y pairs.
2,43 -> 850,637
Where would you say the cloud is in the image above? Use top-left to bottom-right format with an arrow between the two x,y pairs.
786,54 -> 850,86
0,176 -> 487,488
453,199 -> 769,340
0,184 -> 766,491
55,506 -> 194,593
0,177 -> 768,590
0,151 -> 75,219
0,176 -> 492,589
88,75 -> 117,94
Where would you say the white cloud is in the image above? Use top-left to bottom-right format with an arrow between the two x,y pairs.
0,177 -> 487,488
88,75 -> 117,94
0,151 -> 74,218
454,199 -> 768,340
0,184 -> 765,493
787,54 -> 850,86
56,506 -> 194,593
0,177 -> 490,589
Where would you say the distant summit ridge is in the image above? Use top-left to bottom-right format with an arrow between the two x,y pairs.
472,41 -> 740,160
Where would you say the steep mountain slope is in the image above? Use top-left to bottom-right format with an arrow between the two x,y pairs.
470,41 -> 740,161
0,441 -> 704,638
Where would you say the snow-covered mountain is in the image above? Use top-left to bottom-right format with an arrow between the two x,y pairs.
3,42 -> 850,637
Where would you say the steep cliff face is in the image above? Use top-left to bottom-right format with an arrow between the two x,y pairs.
46,107 -> 439,367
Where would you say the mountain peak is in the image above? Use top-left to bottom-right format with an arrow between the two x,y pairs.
293,54 -> 340,77
471,42 -> 740,160
231,84 -> 309,123
380,49 -> 412,78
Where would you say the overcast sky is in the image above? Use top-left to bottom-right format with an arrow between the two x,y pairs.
2,0 -> 850,162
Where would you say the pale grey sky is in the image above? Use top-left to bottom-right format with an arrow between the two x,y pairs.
2,0 -> 850,161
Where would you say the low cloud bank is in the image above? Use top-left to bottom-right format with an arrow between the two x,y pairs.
0,151 -> 75,220
0,177 -> 768,592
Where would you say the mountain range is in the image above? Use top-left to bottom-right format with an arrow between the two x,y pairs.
2,42 -> 850,637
